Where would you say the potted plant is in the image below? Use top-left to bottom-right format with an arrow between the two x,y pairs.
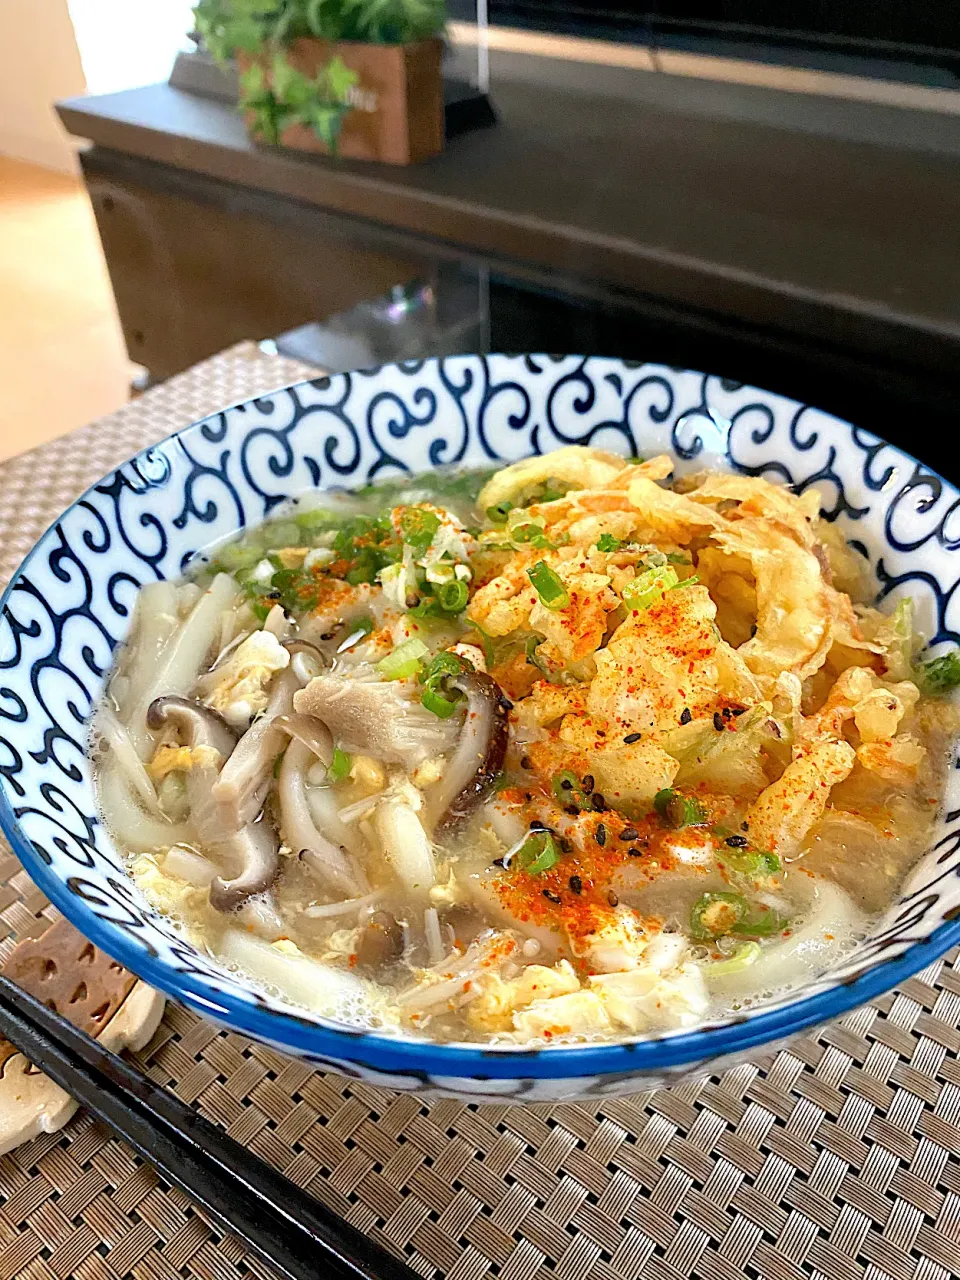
192,0 -> 447,164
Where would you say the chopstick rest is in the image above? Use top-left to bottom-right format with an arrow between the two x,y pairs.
0,918 -> 164,1154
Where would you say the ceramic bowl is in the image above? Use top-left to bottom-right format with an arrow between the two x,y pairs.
2,355 -> 958,1102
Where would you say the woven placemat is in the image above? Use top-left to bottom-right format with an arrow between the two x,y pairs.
1,343 -> 959,1280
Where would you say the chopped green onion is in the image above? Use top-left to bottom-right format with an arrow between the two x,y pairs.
740,905 -> 789,937
526,635 -> 550,674
249,600 -> 271,623
216,541 -> 264,571
263,520 -> 301,549
690,891 -> 787,940
345,554 -> 382,586
434,579 -> 469,613
419,652 -> 469,718
511,524 -> 554,549
718,849 -> 781,879
670,574 -> 700,589
407,596 -> 446,620
471,625 -> 497,669
690,892 -> 749,940
623,565 -> 679,610
399,506 -> 441,554
294,506 -> 340,531
336,616 -> 374,653
515,831 -> 562,875
492,772 -> 513,792
653,788 -> 706,829
597,533 -> 621,553
702,941 -> 761,976
376,637 -> 429,680
527,561 -> 570,610
917,647 -> 960,696
486,501 -> 513,524
421,682 -> 462,718
666,552 -> 692,565
552,770 -> 581,805
327,747 -> 352,784
420,651 -> 470,683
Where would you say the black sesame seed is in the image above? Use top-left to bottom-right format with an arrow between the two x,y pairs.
569,875 -> 583,894
492,857 -> 505,867
623,732 -> 642,744
731,707 -> 746,716
520,755 -> 532,771
596,823 -> 606,847
741,821 -> 749,832
565,805 -> 580,817
530,819 -> 548,831
560,837 -> 573,854
607,890 -> 619,907
500,697 -> 514,711
627,846 -> 644,857
581,774 -> 595,794
680,707 -> 692,725
267,590 -> 282,600
591,793 -> 607,811
543,889 -> 562,904
713,711 -> 725,732
619,827 -> 639,842
319,631 -> 335,641
560,778 -> 574,790
724,835 -> 749,848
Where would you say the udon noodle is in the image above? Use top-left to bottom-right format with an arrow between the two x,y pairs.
92,448 -> 960,1044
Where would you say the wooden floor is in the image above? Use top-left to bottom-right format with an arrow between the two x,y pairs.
0,157 -> 132,462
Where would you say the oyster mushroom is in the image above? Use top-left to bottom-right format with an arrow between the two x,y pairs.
355,911 -> 404,971
146,696 -> 280,912
211,639 -> 325,833
293,669 -> 457,765
424,672 -> 509,834
277,736 -> 366,897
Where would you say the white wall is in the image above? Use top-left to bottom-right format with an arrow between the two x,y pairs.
0,0 -> 87,174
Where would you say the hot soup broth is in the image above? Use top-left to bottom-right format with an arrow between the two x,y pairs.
92,448 -> 960,1044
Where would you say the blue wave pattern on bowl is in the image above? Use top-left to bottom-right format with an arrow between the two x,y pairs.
1,355 -> 959,1101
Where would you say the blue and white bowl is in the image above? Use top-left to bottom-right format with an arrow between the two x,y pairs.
2,355 -> 958,1102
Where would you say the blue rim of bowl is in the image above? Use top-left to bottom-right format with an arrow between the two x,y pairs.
1,368 -> 958,1082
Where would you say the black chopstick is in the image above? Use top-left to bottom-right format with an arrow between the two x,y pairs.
0,974 -> 416,1280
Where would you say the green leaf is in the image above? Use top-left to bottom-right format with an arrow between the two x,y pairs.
325,54 -> 359,101
239,61 -> 267,97
272,53 -> 310,105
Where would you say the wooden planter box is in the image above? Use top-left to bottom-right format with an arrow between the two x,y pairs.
243,38 -> 444,166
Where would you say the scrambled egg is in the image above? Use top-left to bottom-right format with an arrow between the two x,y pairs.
129,854 -> 218,941
147,743 -> 222,780
202,630 -> 290,727
507,934 -> 708,1041
465,960 -> 580,1032
566,904 -> 648,973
